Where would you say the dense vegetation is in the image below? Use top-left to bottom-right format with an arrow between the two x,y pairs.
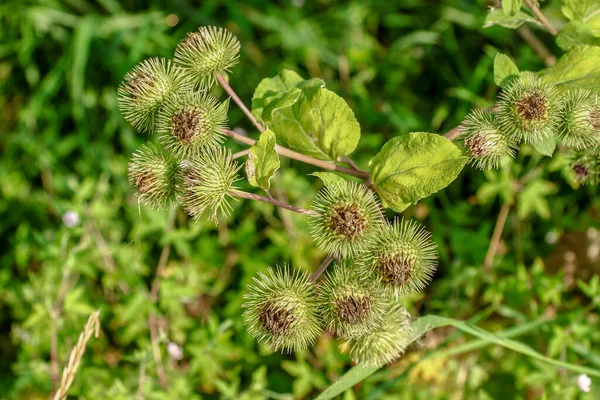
1,0 -> 600,398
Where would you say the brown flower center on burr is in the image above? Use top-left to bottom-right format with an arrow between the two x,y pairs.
573,164 -> 589,179
588,109 -> 600,131
134,171 -> 154,194
377,253 -> 415,286
327,203 -> 367,239
125,73 -> 154,98
259,300 -> 296,335
516,90 -> 547,122
336,295 -> 372,324
172,108 -> 203,143
465,134 -> 488,158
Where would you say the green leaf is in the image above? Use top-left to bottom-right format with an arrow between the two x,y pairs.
531,136 -> 556,157
251,69 -> 325,123
245,129 -> 280,190
269,87 -> 361,161
494,53 -> 520,86
316,315 -> 600,400
556,21 -> 600,49
541,45 -> 600,90
310,172 -> 347,187
368,133 -> 468,212
517,180 -> 557,219
484,9 -> 540,29
502,0 -> 522,16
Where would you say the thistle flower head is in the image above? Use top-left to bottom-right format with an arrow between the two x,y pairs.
118,58 -> 193,133
362,218 -> 437,297
340,304 -> 413,366
309,181 -> 383,258
317,262 -> 388,339
462,110 -> 516,170
128,144 -> 182,209
174,26 -> 241,88
242,265 -> 322,353
156,92 -> 229,159
181,147 -> 241,222
558,89 -> 600,150
566,147 -> 600,185
497,73 -> 561,144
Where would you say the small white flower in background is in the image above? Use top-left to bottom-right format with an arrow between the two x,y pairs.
167,342 -> 183,360
62,211 -> 80,228
578,374 -> 591,393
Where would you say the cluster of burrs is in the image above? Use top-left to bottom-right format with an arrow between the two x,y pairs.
460,73 -> 600,184
243,181 -> 437,366
118,26 -> 439,366
119,26 -> 243,222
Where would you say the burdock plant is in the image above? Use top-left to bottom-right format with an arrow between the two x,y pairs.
128,144 -> 182,209
317,262 -> 389,339
113,19 -> 600,397
174,26 -> 241,88
558,89 -> 600,150
309,181 -> 383,258
362,218 -> 437,297
242,266 -> 322,353
497,73 -> 561,144
118,58 -> 193,133
156,92 -> 230,158
461,109 -> 516,170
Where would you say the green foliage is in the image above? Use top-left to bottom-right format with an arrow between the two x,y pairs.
268,86 -> 361,160
502,0 -> 523,17
246,130 -> 280,190
3,0 -> 600,399
493,53 -> 520,87
542,45 -> 600,90
251,70 -> 325,123
369,133 -> 468,212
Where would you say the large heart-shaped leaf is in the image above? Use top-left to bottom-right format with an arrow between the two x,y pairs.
369,132 -> 467,212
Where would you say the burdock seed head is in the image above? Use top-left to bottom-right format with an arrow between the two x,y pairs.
558,89 -> 600,150
340,304 -> 413,366
462,109 -> 516,170
566,147 -> 600,186
497,73 -> 561,144
242,265 -> 322,353
156,92 -> 229,159
128,144 -> 182,209
362,218 -> 437,298
118,58 -> 193,133
174,26 -> 241,88
317,262 -> 388,339
309,181 -> 383,258
181,147 -> 241,223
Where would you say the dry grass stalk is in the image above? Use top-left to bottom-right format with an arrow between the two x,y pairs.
52,310 -> 101,400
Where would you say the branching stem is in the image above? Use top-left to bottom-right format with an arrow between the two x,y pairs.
309,255 -> 334,283
231,190 -> 317,216
223,129 -> 370,179
216,73 -> 265,132
523,0 -> 558,36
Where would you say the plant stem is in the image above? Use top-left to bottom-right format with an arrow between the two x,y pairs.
483,201 -> 511,272
309,255 -> 334,283
517,25 -> 556,66
231,190 -> 318,216
148,208 -> 176,390
223,129 -> 370,180
216,73 -> 265,133
523,0 -> 558,36
232,149 -> 250,159
443,123 -> 466,141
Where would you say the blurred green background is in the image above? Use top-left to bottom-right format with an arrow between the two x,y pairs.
2,0 -> 600,398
